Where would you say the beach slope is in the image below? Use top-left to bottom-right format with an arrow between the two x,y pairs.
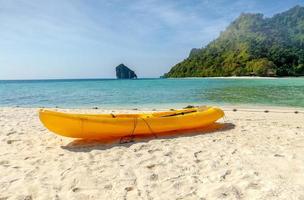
0,107 -> 304,199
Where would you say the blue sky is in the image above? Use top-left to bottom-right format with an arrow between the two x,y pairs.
0,0 -> 303,79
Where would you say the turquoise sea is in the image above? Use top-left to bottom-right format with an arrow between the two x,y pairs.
0,78 -> 304,109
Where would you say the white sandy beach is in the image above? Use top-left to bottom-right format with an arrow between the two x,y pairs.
1,106 -> 304,200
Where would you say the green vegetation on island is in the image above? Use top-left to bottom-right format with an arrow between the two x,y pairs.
165,6 -> 304,77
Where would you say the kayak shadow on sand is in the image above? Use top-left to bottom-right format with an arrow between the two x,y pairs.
61,122 -> 235,152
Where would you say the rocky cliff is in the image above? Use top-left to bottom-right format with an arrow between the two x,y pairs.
116,64 -> 137,79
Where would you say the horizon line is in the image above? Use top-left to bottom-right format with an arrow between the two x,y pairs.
0,77 -> 162,81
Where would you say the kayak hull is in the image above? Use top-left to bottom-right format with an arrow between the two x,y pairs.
39,107 -> 224,139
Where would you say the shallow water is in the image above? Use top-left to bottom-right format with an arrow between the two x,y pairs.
0,78 -> 303,108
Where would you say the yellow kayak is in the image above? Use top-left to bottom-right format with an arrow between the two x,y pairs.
39,106 -> 224,139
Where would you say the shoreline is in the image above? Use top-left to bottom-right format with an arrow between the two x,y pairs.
1,104 -> 304,112
1,106 -> 304,199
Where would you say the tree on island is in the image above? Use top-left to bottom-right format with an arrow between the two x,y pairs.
165,6 -> 304,77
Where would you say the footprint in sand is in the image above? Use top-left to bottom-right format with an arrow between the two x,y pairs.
150,173 -> 158,181
146,164 -> 156,169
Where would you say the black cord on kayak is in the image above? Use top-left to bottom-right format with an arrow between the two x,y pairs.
120,117 -> 137,144
141,118 -> 157,139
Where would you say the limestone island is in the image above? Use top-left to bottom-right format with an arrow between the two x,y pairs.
164,6 -> 304,78
116,64 -> 137,79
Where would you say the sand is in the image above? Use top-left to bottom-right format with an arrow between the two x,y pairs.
0,106 -> 304,200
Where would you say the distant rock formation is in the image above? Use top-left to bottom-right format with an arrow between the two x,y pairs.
116,64 -> 137,79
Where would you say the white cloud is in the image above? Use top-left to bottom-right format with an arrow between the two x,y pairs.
1,0 -> 300,78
